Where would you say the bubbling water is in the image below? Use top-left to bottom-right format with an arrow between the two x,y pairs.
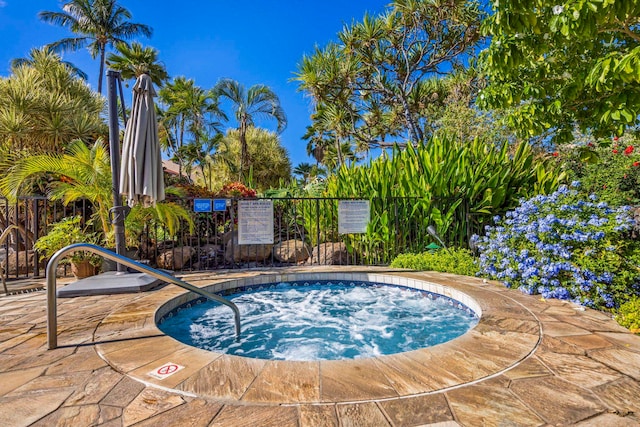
159,281 -> 478,361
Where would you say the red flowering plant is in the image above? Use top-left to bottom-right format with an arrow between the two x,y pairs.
564,135 -> 640,206
216,182 -> 257,198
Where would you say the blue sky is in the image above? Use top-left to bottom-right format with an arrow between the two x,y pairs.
0,0 -> 390,167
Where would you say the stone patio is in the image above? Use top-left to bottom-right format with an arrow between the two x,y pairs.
1,267 -> 639,426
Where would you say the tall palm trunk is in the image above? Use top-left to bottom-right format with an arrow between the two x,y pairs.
98,44 -> 106,94
178,118 -> 186,179
239,121 -> 248,181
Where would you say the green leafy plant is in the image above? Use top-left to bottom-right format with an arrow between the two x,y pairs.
34,216 -> 101,266
479,0 -> 640,143
315,134 -> 563,264
615,296 -> 640,334
390,247 -> 477,276
1,139 -> 196,252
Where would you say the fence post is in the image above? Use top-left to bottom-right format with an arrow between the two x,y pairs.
32,199 -> 40,277
13,200 -> 19,279
230,199 -> 236,269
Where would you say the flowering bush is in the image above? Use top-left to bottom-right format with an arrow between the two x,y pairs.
473,183 -> 640,310
562,138 -> 640,206
217,182 -> 257,198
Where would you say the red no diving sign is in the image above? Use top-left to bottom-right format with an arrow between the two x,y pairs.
148,362 -> 185,380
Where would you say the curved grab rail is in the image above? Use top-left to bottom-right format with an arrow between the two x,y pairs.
46,243 -> 241,349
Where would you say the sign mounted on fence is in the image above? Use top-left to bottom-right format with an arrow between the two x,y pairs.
338,200 -> 370,234
238,200 -> 274,244
213,199 -> 228,211
193,199 -> 212,212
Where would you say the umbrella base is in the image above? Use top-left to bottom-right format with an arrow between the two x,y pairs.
57,271 -> 168,298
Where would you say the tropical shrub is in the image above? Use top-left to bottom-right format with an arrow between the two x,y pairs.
615,296 -> 640,334
124,185 -> 195,250
34,216 -> 102,266
0,140 -> 194,251
202,127 -> 291,192
390,248 -> 477,276
474,183 -> 640,310
173,182 -> 217,198
316,135 -> 563,264
562,136 -> 640,206
0,48 -> 105,155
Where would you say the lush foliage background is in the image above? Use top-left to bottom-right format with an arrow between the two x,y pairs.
323,136 -> 562,255
480,0 -> 640,144
198,127 -> 291,192
0,49 -> 105,155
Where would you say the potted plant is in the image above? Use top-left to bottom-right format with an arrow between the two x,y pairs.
34,216 -> 102,278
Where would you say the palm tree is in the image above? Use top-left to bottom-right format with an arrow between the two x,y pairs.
293,162 -> 326,185
324,141 -> 358,172
0,140 -> 114,236
106,42 -> 168,87
158,77 -> 224,179
214,78 -> 287,183
302,123 -> 330,166
39,0 -> 152,94
0,139 -> 192,246
192,133 -> 237,190
11,46 -> 88,80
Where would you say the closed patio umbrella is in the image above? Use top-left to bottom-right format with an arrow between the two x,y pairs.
120,73 -> 165,208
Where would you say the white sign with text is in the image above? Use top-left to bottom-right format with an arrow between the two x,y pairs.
238,200 -> 274,244
338,200 -> 370,234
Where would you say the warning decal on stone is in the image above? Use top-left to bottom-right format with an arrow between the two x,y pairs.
148,362 -> 185,380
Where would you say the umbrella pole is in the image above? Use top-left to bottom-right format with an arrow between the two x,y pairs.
107,70 -> 127,273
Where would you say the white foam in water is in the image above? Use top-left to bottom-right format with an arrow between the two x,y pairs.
162,281 -> 478,361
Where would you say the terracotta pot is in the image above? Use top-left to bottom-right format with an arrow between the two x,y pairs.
71,259 -> 97,279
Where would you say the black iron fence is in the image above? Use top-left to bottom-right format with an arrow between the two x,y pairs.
127,196 -> 481,271
0,196 -> 91,281
1,195 -> 481,281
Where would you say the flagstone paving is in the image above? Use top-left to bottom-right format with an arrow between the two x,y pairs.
1,267 -> 639,426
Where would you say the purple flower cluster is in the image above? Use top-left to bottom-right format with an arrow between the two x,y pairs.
473,183 -> 637,309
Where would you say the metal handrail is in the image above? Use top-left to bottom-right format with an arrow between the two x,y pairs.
46,243 -> 241,349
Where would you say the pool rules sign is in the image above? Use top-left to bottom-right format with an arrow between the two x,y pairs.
238,200 -> 274,244
338,200 -> 370,234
